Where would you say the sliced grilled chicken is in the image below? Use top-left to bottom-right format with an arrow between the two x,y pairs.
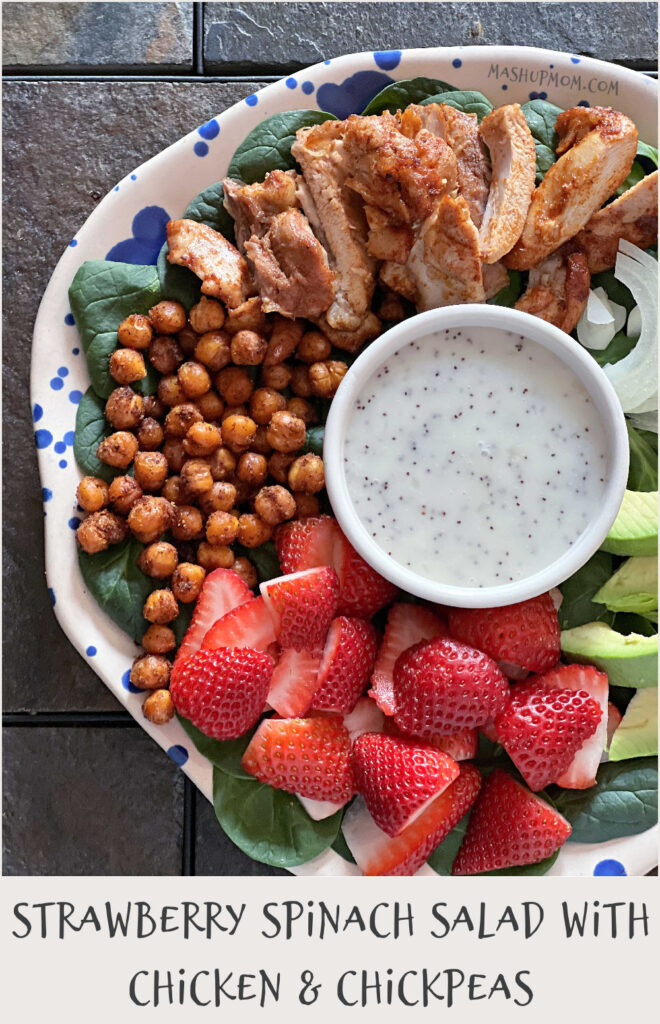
222,170 -> 299,250
311,310 -> 382,355
478,104 -> 537,265
166,219 -> 253,308
408,193 -> 486,309
515,244 -> 590,333
574,169 -> 658,273
482,261 -> 510,299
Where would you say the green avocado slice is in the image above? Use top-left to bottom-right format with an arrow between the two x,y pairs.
609,688 -> 658,761
561,621 -> 658,688
601,491 -> 658,556
593,556 -> 658,615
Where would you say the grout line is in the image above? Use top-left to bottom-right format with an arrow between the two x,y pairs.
182,776 -> 197,875
194,2 -> 205,76
1,73 -> 278,83
2,711 -> 137,727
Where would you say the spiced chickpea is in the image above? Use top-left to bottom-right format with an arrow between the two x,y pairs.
127,496 -> 174,543
177,323 -> 198,355
130,654 -> 171,690
264,317 -> 304,365
294,492 -> 320,518
268,450 -> 295,484
162,438 -> 186,473
171,505 -> 204,541
231,329 -> 268,366
198,481 -> 237,515
197,541 -> 235,570
142,688 -> 175,725
164,403 -> 203,438
215,366 -> 254,405
149,300 -> 187,335
180,458 -> 213,496
144,588 -> 178,624
161,476 -> 183,504
142,624 -> 176,655
232,555 -> 258,590
184,421 -> 222,457
108,475 -> 143,515
221,414 -> 257,453
309,360 -> 348,398
105,387 -> 145,430
143,395 -> 165,419
290,364 -> 313,398
249,387 -> 286,425
189,296 -> 226,334
76,476 -> 109,513
110,348 -> 147,385
171,563 -> 206,603
76,510 -> 127,554
236,452 -> 268,487
288,453 -> 325,494
195,331 -> 231,372
137,541 -> 178,579
287,397 -> 317,425
266,410 -> 306,453
135,417 -> 163,451
224,296 -> 266,336
297,330 -> 331,364
254,485 -> 296,526
207,446 -> 236,481
133,451 -> 169,492
117,312 -> 153,350
178,360 -> 211,399
97,431 -> 138,469
148,334 -> 183,374
158,374 -> 187,407
237,513 -> 272,548
206,510 -> 239,546
195,390 -> 225,422
261,363 -> 292,390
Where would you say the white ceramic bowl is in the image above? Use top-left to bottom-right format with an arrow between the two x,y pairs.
325,305 -> 630,608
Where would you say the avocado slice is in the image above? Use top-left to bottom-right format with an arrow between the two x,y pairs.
593,556 -> 658,615
601,490 -> 658,556
561,621 -> 658,687
609,688 -> 658,761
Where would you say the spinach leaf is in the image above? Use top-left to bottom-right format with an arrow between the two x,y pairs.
73,387 -> 115,482
171,603 -> 194,649
551,757 -> 658,842
304,424 -> 325,456
487,270 -> 522,307
427,811 -> 558,875
521,99 -> 563,183
177,715 -> 255,779
212,766 -> 342,867
236,539 -> 281,584
78,535 -> 152,643
184,182 -> 236,243
627,423 -> 658,491
589,330 -> 636,369
616,160 -> 645,197
590,267 -> 635,312
69,260 -> 161,399
636,140 -> 658,168
156,242 -> 201,310
361,77 -> 455,115
422,89 -> 493,122
227,110 -> 337,185
558,551 -> 616,630
331,829 -> 356,864
612,612 -> 658,637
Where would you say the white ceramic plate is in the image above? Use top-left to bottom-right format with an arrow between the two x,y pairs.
32,45 -> 658,877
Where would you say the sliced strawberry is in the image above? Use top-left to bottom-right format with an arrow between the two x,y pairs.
393,637 -> 510,737
533,663 -> 609,789
201,595 -> 278,652
607,701 -> 623,750
170,646 -> 273,740
174,568 -> 252,668
480,721 -> 499,743
260,566 -> 339,649
241,716 -> 355,803
452,769 -> 572,874
382,718 -> 478,762
267,647 -> 324,717
448,593 -> 560,675
334,535 -> 398,617
343,697 -> 386,743
274,515 -> 341,574
494,680 -> 602,791
310,617 -> 379,713
343,763 -> 482,876
370,603 -> 447,715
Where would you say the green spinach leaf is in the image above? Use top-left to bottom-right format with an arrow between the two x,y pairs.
73,387 -> 115,481
361,77 -> 455,115
184,182 -> 236,242
521,99 -> 563,183
616,160 -> 645,197
627,423 -> 658,491
156,242 -> 201,310
304,424 -> 325,456
212,766 -> 342,867
551,757 -> 658,842
558,551 -> 616,630
236,539 -> 281,584
612,612 -> 658,637
590,267 -> 635,312
171,603 -> 194,649
331,829 -> 356,864
589,330 -> 636,369
636,140 -> 659,168
227,110 -> 337,185
177,715 -> 255,779
78,535 -> 152,643
422,89 -> 493,122
487,270 -> 522,307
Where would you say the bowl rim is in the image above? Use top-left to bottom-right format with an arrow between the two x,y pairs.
324,304 -> 630,608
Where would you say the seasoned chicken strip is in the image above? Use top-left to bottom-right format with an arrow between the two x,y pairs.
478,104 -> 536,264
515,244 -> 590,333
223,170 -> 299,250
379,261 -> 418,303
408,193 -> 486,309
166,219 -> 252,308
442,106 -> 492,229
506,106 -> 638,270
311,311 -> 382,355
291,120 -> 375,332
364,204 -> 414,262
574,170 -> 658,273
482,261 -> 510,299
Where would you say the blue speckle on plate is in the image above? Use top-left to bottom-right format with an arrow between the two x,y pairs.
301,81 -> 315,95
317,70 -> 394,119
69,390 -> 83,404
35,428 -> 53,449
72,348 -> 80,356
42,488 -> 53,502
105,205 -> 170,265
374,50 -> 401,71
64,430 -> 75,446
167,745 -> 189,767
502,84 -> 508,91
114,185 -> 120,192
194,140 -> 209,157
50,377 -> 64,391
49,588 -> 56,606
578,100 -> 591,108
198,118 -> 220,140
68,516 -> 81,529
33,403 -> 43,422
64,313 -> 75,326
324,59 -> 331,66
245,94 -> 258,107
571,56 -> 582,64
131,174 -> 137,181
529,91 -> 548,101
69,239 -> 78,247
59,459 -> 67,469
86,645 -> 97,657
121,669 -> 142,694
452,58 -> 463,69
58,366 -> 69,378
55,441 -> 66,454
593,859 -> 627,876
285,77 -> 297,89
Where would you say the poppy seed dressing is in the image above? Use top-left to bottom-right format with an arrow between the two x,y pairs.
342,328 -> 609,588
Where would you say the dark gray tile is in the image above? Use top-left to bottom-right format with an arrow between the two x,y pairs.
194,790 -> 288,876
3,1 -> 194,71
204,2 -> 658,72
3,726 -> 185,874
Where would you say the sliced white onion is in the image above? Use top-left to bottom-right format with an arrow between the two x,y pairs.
628,409 -> 659,433
577,311 -> 616,350
627,305 -> 642,338
609,299 -> 627,333
588,288 -> 615,325
603,243 -> 658,412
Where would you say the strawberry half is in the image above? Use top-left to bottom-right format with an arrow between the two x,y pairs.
370,603 -> 448,715
452,769 -> 572,874
334,535 -> 399,617
448,593 -> 560,675
343,763 -> 482,876
383,718 -> 478,762
311,617 -> 379,713
267,647 -> 324,717
202,595 -> 278,652
170,646 -> 273,740
241,715 -> 355,803
533,663 -> 609,789
174,568 -> 253,668
494,680 -> 602,791
353,732 -> 459,836
274,514 -> 341,575
260,567 -> 339,649
393,637 -> 510,737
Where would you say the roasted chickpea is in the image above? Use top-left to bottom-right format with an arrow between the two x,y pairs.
189,296 -> 226,334
288,453 -> 325,494
110,348 -> 147,385
76,476 -> 109,513
261,363 -> 292,390
137,541 -> 178,579
221,414 -> 257,453
177,322 -> 198,355
195,331 -> 231,372
206,510 -> 239,546
127,496 -> 174,543
162,438 -> 186,473
144,587 -> 178,624
105,387 -> 145,430
232,555 -> 258,590
76,510 -> 127,554
206,446 -> 236,481
118,313 -> 153,350
148,334 -> 184,374
287,397 -> 317,425
195,390 -> 225,422
264,317 -> 304,365
142,624 -> 176,655
171,505 -> 204,541
236,452 -> 268,487
164,403 -> 203,438
289,364 -> 312,398
161,476 -> 183,504
184,421 -> 222,457
180,458 -> 213,496
266,410 -> 306,453
309,360 -> 348,398
143,394 -> 165,419
171,562 -> 206,603
133,451 -> 169,492
158,374 -> 187,407
149,300 -> 187,334
378,292 -> 406,322
251,425 -> 272,456
108,475 -> 143,515
294,492 -> 320,518
97,430 -> 139,469
215,366 -> 254,405
130,654 -> 171,690
197,541 -> 235,570
136,416 -> 164,451
268,450 -> 295,484
142,688 -> 175,724
231,329 -> 268,366
237,513 -> 273,548
198,481 -> 237,515
224,296 -> 266,336
249,387 -> 287,425
178,360 -> 211,399
254,485 -> 296,526
297,329 -> 331,364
